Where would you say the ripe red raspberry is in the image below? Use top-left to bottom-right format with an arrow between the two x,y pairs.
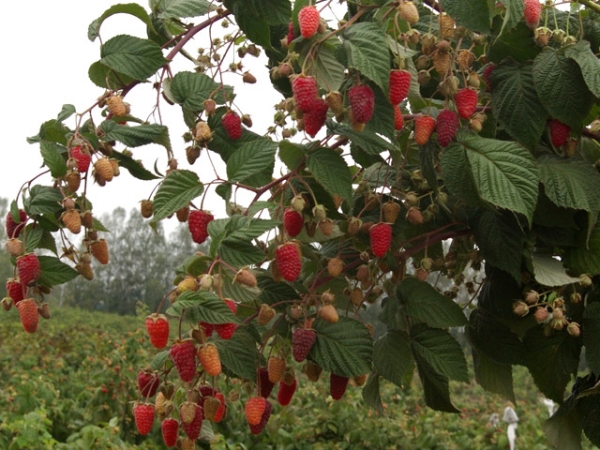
275,242 -> 302,282
393,105 -> 404,130
222,111 -> 243,140
6,209 -> 27,239
133,402 -> 155,435
249,399 -> 272,435
292,75 -> 318,113
389,69 -> 411,105
329,373 -> 349,400
187,210 -> 214,245
524,0 -> 541,29
292,328 -> 316,362
414,115 -> 436,145
215,298 -> 237,339
258,367 -> 275,398
169,339 -> 197,383
71,145 -> 92,173
16,298 -> 38,333
455,88 -> 478,119
298,6 -> 320,39
197,343 -> 221,377
369,222 -> 392,257
6,278 -> 25,304
181,403 -> 203,440
277,373 -> 298,406
286,22 -> 295,45
483,63 -> 495,91
161,418 -> 179,447
199,321 -> 214,337
283,207 -> 304,237
17,253 -> 40,286
245,396 -> 267,426
146,313 -> 170,349
550,119 -> 571,147
436,109 -> 459,147
303,98 -> 329,137
349,85 -> 375,124
137,369 -> 160,398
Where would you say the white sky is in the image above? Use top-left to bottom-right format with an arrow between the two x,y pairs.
1,0 -> 277,230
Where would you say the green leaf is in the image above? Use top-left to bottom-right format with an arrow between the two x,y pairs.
150,350 -> 170,371
223,216 -> 281,243
532,254 -> 581,287
439,0 -> 490,32
214,325 -> 260,380
218,241 -> 266,267
533,47 -> 593,129
279,140 -> 305,171
88,4 -> 154,41
495,0 -> 525,40
299,36 -> 346,92
524,325 -> 582,402
544,395 -> 583,450
257,275 -> 301,310
27,119 -> 71,145
165,71 -> 232,111
40,142 -> 67,178
564,40 -> 600,98
472,349 -> 516,403
166,291 -> 239,324
156,0 -> 212,19
564,220 -> 600,276
24,225 -> 45,253
310,317 -> 373,377
373,330 -> 413,387
99,35 -> 167,81
410,326 -> 469,383
23,186 -> 63,216
226,0 -> 290,25
341,22 -> 390,92
578,389 -> 600,447
111,149 -> 159,180
490,59 -> 546,149
37,256 -> 79,287
327,120 -> 397,155
226,140 -> 277,186
306,148 -> 353,204
88,61 -> 136,90
362,373 -> 384,415
397,278 -> 467,328
444,132 -> 539,225
538,155 -> 600,213
56,104 -> 76,122
414,354 -> 459,413
223,0 -> 271,47
152,170 -> 203,222
101,121 -> 171,150
583,303 -> 600,375
489,17 -> 540,63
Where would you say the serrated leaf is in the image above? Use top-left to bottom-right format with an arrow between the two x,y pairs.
24,225 -> 45,253
300,36 -> 345,92
533,48 -> 593,128
165,72 -> 232,111
56,104 -> 76,122
223,0 -> 271,47
440,0 -> 490,32
583,303 -> 600,375
544,395 -> 583,450
88,4 -> 154,41
214,326 -> 260,380
37,255 -> 79,287
88,61 -> 136,90
111,149 -> 159,180
489,17 -> 541,63
166,291 -> 239,324
410,326 -> 469,383
40,141 -> 67,178
23,185 -> 63,216
101,121 -> 171,150
564,40 -> 600,98
99,35 -> 167,81
397,278 -> 467,328
414,355 -> 459,413
310,317 -> 373,377
341,22 -> 390,92
306,148 -> 353,204
472,349 -> 516,403
532,254 -> 581,287
578,390 -> 600,447
373,330 -> 413,387
257,275 -> 301,310
223,217 -> 280,244
564,221 -> 600,276
495,0 -> 524,40
279,140 -> 306,171
362,373 -> 384,415
152,170 -> 203,222
156,0 -> 211,19
327,120 -> 397,155
218,241 -> 266,267
27,119 -> 71,146
150,350 -> 170,371
490,59 -> 546,149
226,140 -> 277,186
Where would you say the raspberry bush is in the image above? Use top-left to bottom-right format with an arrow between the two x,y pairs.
4,0 -> 600,448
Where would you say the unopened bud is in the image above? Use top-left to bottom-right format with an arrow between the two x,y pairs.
512,301 -> 529,317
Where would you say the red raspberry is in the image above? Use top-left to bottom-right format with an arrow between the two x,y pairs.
455,88 -> 478,119
133,402 -> 155,435
393,105 -> 405,131
137,369 -> 160,398
292,75 -> 318,113
71,145 -> 92,173
303,98 -> 329,137
277,374 -> 298,406
483,63 -> 495,91
436,109 -> 459,147
283,208 -> 304,237
389,69 -> 411,105
349,85 -> 375,124
275,242 -> 302,282
550,119 -> 571,147
6,278 -> 25,304
369,222 -> 392,257
249,399 -> 272,435
298,6 -> 320,39
245,396 -> 267,426
286,22 -> 295,45
187,210 -> 214,245
213,392 -> 227,422
258,367 -> 275,398
524,0 -> 541,29
222,111 -> 243,140
161,418 -> 179,447
145,313 -> 170,349
16,298 -> 38,333
197,343 -> 221,377
181,403 -> 203,440
329,373 -> 349,400
169,339 -> 197,383
17,253 -> 40,286
292,328 -> 316,362
199,321 -> 214,337
6,209 -> 27,239
215,298 -> 237,339
414,115 -> 436,145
